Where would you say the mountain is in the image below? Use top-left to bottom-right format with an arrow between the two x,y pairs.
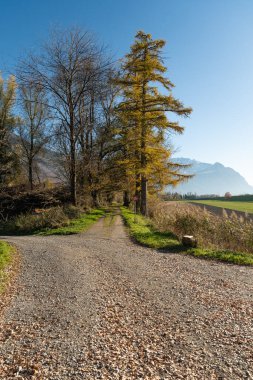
168,158 -> 253,196
19,143 -> 253,196
36,154 -> 62,184
10,134 -> 62,185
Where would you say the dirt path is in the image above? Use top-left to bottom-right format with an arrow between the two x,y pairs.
0,211 -> 253,379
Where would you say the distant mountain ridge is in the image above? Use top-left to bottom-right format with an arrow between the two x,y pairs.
29,148 -> 253,196
169,158 -> 253,196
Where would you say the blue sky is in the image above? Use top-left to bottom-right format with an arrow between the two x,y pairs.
1,0 -> 253,184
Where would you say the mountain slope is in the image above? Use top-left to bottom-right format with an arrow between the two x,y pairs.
169,158 -> 253,196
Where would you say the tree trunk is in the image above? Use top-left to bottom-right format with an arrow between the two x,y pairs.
135,174 -> 141,213
123,190 -> 130,207
91,189 -> 98,207
106,192 -> 113,205
28,159 -> 33,191
140,48 -> 147,216
70,151 -> 77,205
29,131 -> 34,191
140,176 -> 147,216
70,120 -> 77,206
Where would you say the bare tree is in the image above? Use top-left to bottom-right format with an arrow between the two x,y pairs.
17,83 -> 51,190
78,69 -> 123,205
17,28 -> 109,204
0,74 -> 18,187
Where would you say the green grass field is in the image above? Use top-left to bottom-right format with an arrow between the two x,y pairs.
191,200 -> 253,214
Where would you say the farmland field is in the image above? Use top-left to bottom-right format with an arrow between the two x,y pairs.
191,200 -> 253,214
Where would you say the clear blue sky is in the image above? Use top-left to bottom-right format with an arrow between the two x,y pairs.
1,0 -> 253,184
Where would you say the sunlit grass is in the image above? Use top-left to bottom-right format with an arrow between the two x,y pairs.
38,209 -> 105,235
0,241 -> 14,293
121,207 -> 180,249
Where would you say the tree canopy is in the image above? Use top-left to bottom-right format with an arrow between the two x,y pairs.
0,29 -> 192,211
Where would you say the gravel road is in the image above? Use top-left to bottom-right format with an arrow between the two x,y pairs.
0,211 -> 253,379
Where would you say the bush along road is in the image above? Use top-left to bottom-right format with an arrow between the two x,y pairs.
0,210 -> 253,379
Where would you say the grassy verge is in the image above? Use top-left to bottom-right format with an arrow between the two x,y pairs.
121,207 -> 253,266
121,207 -> 181,250
0,208 -> 106,236
186,248 -> 253,266
0,241 -> 14,293
38,209 -> 106,235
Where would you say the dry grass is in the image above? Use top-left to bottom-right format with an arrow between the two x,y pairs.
150,202 -> 253,254
11,207 -> 70,233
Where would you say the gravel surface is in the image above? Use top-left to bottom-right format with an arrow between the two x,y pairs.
0,212 -> 253,379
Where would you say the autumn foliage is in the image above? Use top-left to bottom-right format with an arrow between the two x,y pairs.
0,29 -> 191,213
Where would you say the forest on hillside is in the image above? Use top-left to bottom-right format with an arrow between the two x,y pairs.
0,28 -> 191,216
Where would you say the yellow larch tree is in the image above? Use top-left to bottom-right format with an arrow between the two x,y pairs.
116,31 -> 192,215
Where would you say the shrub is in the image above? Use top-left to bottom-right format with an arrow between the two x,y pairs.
13,207 -> 69,233
150,202 -> 253,254
63,205 -> 81,219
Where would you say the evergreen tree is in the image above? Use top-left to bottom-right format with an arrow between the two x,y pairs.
0,74 -> 18,187
116,31 -> 192,215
